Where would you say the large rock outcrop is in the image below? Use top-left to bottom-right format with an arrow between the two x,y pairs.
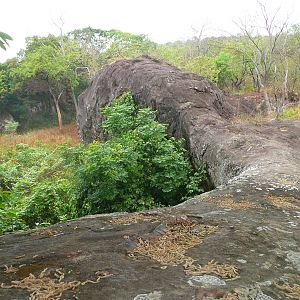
77,56 -> 300,187
1,57 -> 299,300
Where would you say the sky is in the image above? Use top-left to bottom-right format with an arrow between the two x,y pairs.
1,0 -> 299,62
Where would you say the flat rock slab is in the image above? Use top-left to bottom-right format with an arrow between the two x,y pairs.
0,185 -> 299,299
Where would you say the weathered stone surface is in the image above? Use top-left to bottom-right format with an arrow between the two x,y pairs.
77,56 -> 300,187
0,187 -> 299,299
0,57 -> 299,299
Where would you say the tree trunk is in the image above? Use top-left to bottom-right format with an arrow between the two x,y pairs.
256,74 -> 271,114
261,88 -> 271,114
71,87 -> 79,115
49,87 -> 64,130
52,95 -> 63,130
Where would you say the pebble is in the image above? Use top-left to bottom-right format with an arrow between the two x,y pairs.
286,251 -> 300,272
187,275 -> 226,288
134,291 -> 162,300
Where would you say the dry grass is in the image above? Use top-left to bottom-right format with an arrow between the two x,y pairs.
3,265 -> 21,274
233,112 -> 276,125
233,102 -> 300,125
274,282 -> 300,299
131,220 -> 218,266
277,178 -> 297,186
266,196 -> 299,209
184,258 -> 239,279
30,229 -> 59,237
1,267 -> 112,300
219,197 -> 259,210
203,195 -> 260,210
110,213 -> 159,225
0,123 -> 80,150
221,293 -> 239,300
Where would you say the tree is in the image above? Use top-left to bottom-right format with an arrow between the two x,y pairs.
235,2 -> 289,113
153,41 -> 195,68
185,55 -> 219,83
68,27 -> 156,76
214,52 -> 234,89
15,36 -> 86,129
0,32 -> 12,51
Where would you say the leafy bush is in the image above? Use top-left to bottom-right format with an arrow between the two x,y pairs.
0,190 -> 27,234
0,92 -> 207,234
74,92 -> 206,216
185,56 -> 219,83
22,177 -> 74,227
0,144 -> 75,232
4,119 -> 19,134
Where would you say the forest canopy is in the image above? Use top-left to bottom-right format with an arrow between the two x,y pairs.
1,3 -> 300,132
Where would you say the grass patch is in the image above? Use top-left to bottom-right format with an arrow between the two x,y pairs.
233,103 -> 300,124
0,123 -> 80,152
279,103 -> 300,120
233,112 -> 276,124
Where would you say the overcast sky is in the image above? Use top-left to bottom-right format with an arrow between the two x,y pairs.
1,0 -> 299,62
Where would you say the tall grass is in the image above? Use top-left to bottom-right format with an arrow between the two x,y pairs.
0,123 -> 80,151
233,103 -> 300,124
280,103 -> 300,120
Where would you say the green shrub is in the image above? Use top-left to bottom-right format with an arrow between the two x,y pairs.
0,92 -> 207,234
4,119 -> 19,134
74,92 -> 206,216
0,190 -> 27,234
0,144 -> 75,232
22,177 -> 74,227
280,103 -> 300,120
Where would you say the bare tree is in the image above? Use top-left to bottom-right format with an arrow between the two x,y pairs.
191,24 -> 206,57
235,1 -> 289,114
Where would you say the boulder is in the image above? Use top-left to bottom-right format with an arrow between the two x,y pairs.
77,56 -> 300,187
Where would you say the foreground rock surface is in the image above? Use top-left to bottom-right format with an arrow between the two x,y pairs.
0,57 -> 299,299
0,187 -> 299,299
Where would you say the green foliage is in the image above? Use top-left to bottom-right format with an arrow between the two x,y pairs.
16,39 -> 82,89
0,59 -> 18,99
184,168 -> 207,198
152,42 -> 190,68
280,103 -> 300,120
22,177 -> 74,227
185,56 -> 219,82
102,29 -> 156,62
0,32 -> 12,51
0,144 -> 75,233
0,191 -> 27,234
0,93 -> 207,234
74,92 -> 205,216
69,27 -> 156,70
4,120 -> 19,134
0,94 -> 30,129
214,52 -> 234,88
